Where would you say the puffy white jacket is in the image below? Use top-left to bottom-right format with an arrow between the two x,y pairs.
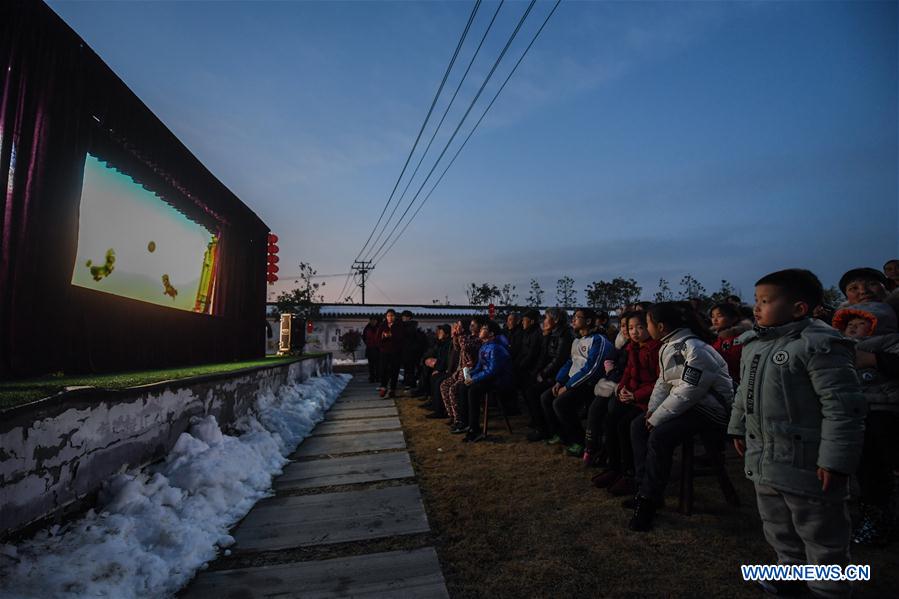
647,328 -> 734,428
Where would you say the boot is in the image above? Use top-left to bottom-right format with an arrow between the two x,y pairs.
628,495 -> 656,532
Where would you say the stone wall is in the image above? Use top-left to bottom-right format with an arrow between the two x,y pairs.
0,354 -> 331,539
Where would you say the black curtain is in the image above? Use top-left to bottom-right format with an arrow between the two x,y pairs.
1,1 -> 268,378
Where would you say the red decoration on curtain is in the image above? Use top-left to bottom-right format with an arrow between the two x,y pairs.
306,320 -> 314,334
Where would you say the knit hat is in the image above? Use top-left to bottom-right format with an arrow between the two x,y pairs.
838,268 -> 887,295
832,302 -> 897,335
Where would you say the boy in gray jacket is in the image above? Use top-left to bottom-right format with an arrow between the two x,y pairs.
728,269 -> 866,598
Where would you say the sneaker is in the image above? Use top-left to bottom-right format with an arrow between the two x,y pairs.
545,435 -> 561,446
582,450 -> 593,467
526,430 -> 548,443
591,469 -> 622,489
565,443 -> 585,457
450,423 -> 469,434
608,476 -> 637,497
627,496 -> 656,532
755,580 -> 806,596
378,388 -> 387,398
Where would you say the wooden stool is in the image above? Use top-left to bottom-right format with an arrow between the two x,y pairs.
678,436 -> 740,515
482,391 -> 513,436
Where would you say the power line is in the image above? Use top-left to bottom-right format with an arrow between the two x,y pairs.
353,0 -> 482,264
360,0 -> 505,262
366,0 -> 538,265
370,278 -> 395,304
371,0 -> 562,266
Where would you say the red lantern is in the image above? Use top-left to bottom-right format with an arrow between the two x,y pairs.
267,254 -> 279,264
488,303 -> 496,319
267,233 -> 279,244
306,320 -> 314,334
267,273 -> 278,283
267,243 -> 279,254
267,264 -> 279,274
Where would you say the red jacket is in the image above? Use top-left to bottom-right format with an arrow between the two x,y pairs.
711,320 -> 752,384
618,338 -> 661,411
377,321 -> 404,354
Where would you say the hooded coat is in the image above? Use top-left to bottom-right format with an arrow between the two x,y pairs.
727,318 -> 867,499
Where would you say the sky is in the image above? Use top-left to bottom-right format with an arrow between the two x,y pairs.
48,0 -> 898,306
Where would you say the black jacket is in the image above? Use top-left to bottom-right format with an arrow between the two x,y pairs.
537,325 -> 574,381
401,320 -> 427,359
504,326 -> 524,362
516,324 -> 543,375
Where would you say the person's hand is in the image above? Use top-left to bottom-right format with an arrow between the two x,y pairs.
552,382 -> 562,396
603,359 -> 616,374
733,438 -> 745,457
425,358 -> 437,368
619,388 -> 634,403
856,350 -> 877,369
817,468 -> 847,492
464,378 -> 473,386
557,385 -> 567,397
536,374 -> 544,383
645,419 -> 654,431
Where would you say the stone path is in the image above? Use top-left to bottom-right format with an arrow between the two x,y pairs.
182,375 -> 449,598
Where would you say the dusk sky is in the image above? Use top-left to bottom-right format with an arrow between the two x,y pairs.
48,0 -> 898,306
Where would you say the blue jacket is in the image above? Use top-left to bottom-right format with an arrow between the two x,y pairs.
470,335 -> 513,389
556,332 -> 615,388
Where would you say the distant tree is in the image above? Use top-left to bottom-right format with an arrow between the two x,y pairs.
343,295 -> 355,304
432,298 -> 442,305
708,280 -> 737,305
526,279 -> 544,307
339,329 -> 362,361
678,274 -> 708,301
822,285 -> 845,308
585,278 -> 642,311
276,262 -> 325,319
556,276 -> 577,308
654,278 -> 675,303
499,283 -> 518,307
466,282 -> 500,306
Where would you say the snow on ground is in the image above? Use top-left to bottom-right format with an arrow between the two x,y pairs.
332,358 -> 368,365
0,373 -> 351,599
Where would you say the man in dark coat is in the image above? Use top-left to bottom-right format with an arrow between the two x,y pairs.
400,310 -> 426,389
525,308 -> 574,441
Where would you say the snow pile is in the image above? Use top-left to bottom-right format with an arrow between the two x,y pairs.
0,373 -> 350,599
332,358 -> 368,365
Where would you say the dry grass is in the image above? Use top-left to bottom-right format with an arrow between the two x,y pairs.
396,396 -> 897,599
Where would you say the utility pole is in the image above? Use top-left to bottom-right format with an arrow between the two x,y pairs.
352,260 -> 374,304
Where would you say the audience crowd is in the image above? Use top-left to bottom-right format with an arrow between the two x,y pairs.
360,261 -> 899,598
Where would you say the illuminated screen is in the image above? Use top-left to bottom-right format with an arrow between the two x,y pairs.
72,154 -> 219,314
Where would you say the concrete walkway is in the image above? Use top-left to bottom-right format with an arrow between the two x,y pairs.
182,375 -> 449,598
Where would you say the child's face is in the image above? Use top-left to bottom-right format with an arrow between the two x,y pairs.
754,284 -> 808,327
627,317 -> 650,343
386,312 -> 396,324
844,318 -> 872,339
479,325 -> 492,341
710,308 -> 736,332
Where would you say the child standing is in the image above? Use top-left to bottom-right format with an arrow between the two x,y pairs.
729,269 -> 867,597
709,302 -> 752,384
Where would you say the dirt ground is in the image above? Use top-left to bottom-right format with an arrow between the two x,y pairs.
395,395 -> 898,599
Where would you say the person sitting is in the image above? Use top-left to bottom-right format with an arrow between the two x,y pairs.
441,317 -> 485,433
839,267 -> 899,316
591,311 -> 661,496
628,302 -> 734,532
541,308 -> 615,456
709,302 -> 752,385
525,308 -> 574,442
461,320 -> 514,442
514,309 -> 543,402
419,324 -> 452,417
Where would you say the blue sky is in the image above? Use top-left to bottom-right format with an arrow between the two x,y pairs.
48,0 -> 898,305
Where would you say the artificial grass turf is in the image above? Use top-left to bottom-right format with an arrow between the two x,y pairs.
0,353 -> 328,410
395,395 -> 898,599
